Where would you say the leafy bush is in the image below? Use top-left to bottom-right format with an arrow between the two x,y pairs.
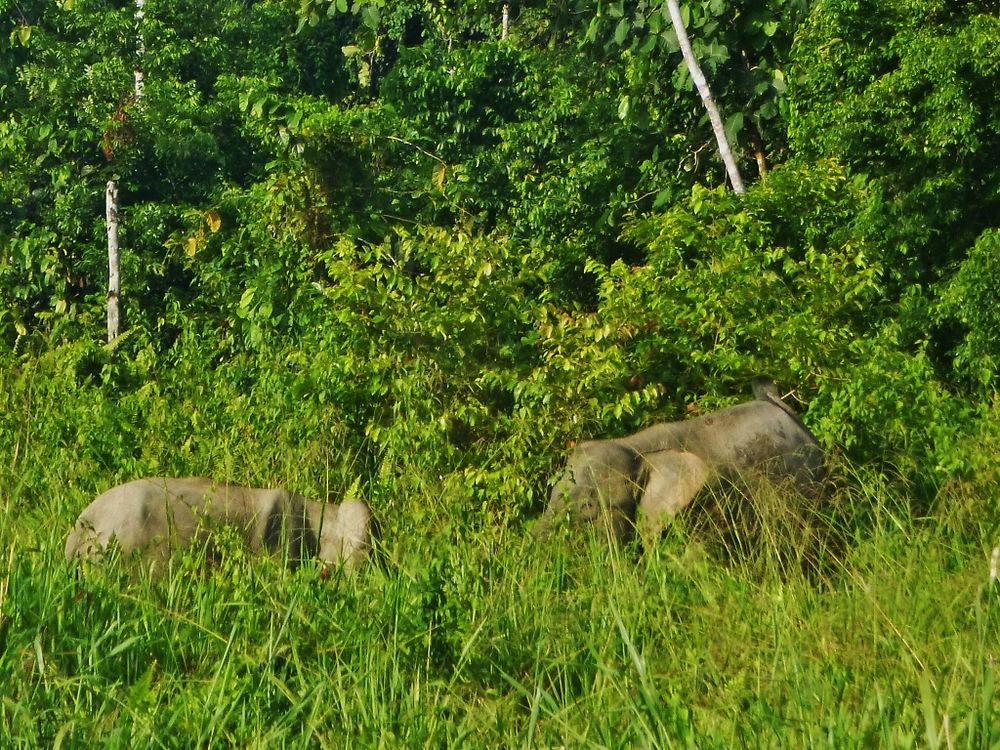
607,160 -> 881,405
939,229 -> 1000,391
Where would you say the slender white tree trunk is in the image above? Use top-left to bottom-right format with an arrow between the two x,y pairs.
501,4 -> 510,40
106,180 -> 121,344
665,0 -> 745,194
134,0 -> 145,99
105,0 -> 143,345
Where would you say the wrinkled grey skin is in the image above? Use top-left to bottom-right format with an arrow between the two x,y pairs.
539,379 -> 824,543
65,477 -> 373,572
635,449 -> 712,544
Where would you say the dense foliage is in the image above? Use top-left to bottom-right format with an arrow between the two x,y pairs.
3,0 -> 997,469
2,0 -> 999,744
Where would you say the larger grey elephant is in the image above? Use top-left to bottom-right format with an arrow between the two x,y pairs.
65,477 -> 374,572
538,378 -> 825,544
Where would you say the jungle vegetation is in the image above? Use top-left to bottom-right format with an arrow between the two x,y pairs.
1,0 -> 999,745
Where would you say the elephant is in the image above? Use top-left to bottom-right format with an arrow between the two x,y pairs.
635,449 -> 713,543
538,378 -> 825,544
65,477 -> 373,572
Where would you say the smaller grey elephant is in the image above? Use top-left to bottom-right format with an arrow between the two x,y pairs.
65,477 -> 373,572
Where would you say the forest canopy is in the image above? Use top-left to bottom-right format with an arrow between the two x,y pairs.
2,0 -> 999,504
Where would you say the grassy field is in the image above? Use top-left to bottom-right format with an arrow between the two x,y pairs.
2,465 -> 999,748
1,346 -> 998,747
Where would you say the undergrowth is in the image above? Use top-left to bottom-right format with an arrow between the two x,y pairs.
1,342 -> 998,748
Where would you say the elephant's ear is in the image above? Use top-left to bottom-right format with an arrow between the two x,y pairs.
636,450 -> 711,545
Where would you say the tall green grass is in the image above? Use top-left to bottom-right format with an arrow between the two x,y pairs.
4,475 -> 998,747
1,344 -> 998,747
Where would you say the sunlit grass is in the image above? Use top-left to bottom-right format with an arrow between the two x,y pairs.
1,351 -> 998,747
3,461 -> 999,747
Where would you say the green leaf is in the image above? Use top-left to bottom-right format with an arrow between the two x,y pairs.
239,288 -> 256,311
614,18 -> 630,46
617,95 -> 631,121
771,68 -> 786,94
648,10 -> 662,35
661,28 -> 680,53
360,5 -> 380,30
705,41 -> 728,66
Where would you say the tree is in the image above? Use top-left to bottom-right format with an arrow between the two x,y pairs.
0,0 -> 356,347
664,0 -> 744,192
589,0 -> 809,185
789,0 -> 1000,289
